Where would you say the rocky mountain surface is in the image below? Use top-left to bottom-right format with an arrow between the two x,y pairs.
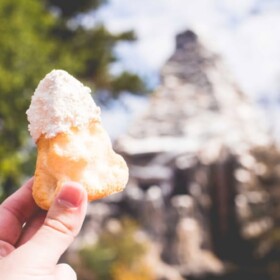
66,30 -> 280,280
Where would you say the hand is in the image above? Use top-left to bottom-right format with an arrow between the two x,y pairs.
0,178 -> 87,280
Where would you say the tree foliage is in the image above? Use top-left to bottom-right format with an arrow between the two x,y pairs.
46,0 -> 107,18
76,218 -> 152,280
0,0 -> 146,199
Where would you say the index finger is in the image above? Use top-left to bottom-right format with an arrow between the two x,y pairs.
0,178 -> 40,245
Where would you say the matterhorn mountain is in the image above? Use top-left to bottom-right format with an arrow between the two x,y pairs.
117,30 -> 270,159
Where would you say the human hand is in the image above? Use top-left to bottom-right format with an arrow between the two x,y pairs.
0,178 -> 87,280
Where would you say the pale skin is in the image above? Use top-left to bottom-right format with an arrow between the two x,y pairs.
0,178 -> 88,280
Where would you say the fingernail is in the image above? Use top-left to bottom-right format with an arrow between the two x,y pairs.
57,183 -> 84,208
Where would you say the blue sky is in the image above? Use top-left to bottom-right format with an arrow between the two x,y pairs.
82,0 -> 280,99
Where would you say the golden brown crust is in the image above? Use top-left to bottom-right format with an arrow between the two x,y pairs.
32,121 -> 129,210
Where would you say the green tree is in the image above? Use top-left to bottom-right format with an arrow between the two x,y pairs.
0,0 -> 146,200
76,218 -> 150,280
45,0 -> 145,92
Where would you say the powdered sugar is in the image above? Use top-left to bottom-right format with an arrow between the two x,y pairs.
26,69 -> 100,142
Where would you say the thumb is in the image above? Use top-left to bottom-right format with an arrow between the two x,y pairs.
18,182 -> 87,269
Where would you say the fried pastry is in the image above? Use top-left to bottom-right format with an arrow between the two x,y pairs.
26,70 -> 128,210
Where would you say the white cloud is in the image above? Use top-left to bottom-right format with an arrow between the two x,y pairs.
221,0 -> 256,17
219,11 -> 280,96
88,0 -> 280,98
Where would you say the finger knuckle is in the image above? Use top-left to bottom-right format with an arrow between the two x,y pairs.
44,217 -> 75,238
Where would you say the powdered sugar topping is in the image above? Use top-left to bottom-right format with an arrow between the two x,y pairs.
26,69 -> 100,142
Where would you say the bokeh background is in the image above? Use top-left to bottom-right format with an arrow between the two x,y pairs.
1,1 -> 280,279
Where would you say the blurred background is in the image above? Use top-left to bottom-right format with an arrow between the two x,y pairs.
0,0 -> 280,279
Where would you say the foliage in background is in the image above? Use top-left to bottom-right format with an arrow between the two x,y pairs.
0,0 -> 146,200
76,218 -> 153,280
